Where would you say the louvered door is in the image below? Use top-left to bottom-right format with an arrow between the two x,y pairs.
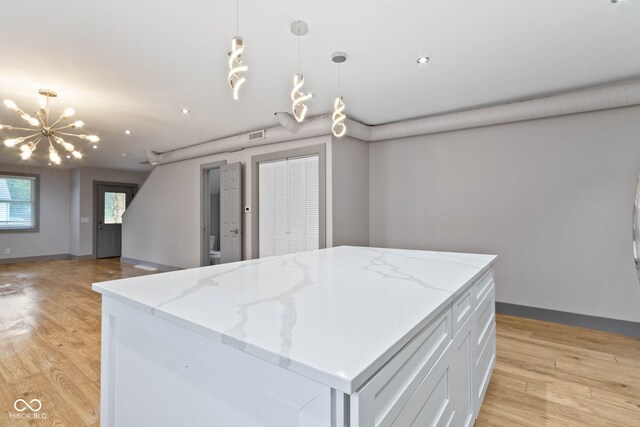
258,155 -> 319,258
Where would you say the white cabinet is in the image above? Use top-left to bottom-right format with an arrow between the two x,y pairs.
350,268 -> 496,426
259,156 -> 319,257
94,248 -> 496,427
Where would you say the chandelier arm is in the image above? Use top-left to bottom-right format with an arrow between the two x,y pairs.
20,133 -> 43,141
49,115 -> 70,129
0,125 -> 37,132
53,124 -> 76,131
36,111 -> 46,127
54,131 -> 84,138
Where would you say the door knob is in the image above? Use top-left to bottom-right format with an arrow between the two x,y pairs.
231,229 -> 239,234
98,226 -> 103,230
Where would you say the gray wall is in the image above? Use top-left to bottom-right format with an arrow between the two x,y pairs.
0,163 -> 70,259
332,135 -> 370,247
122,136 -> 332,268
0,164 -> 148,260
369,105 -> 640,323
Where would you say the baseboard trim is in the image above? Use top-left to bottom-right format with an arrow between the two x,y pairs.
496,302 -> 640,338
0,253 -> 71,264
69,254 -> 95,261
120,257 -> 181,272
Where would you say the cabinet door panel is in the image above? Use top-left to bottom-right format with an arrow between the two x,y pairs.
450,315 -> 474,427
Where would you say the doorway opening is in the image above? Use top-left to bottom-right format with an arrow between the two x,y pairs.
205,167 -> 221,266
201,162 -> 243,266
94,182 -> 138,259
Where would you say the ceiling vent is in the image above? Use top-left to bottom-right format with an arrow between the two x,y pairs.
248,130 -> 266,142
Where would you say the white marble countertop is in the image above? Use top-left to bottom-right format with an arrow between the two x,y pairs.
93,246 -> 496,393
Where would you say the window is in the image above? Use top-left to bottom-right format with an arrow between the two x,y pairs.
0,173 -> 39,232
104,192 -> 127,224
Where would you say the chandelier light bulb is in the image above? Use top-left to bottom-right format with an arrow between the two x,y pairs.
63,107 -> 76,118
57,138 -> 75,151
87,135 -> 100,143
228,37 -> 247,101
28,117 -> 40,127
291,74 -> 311,123
49,146 -> 62,165
4,139 -> 18,147
332,97 -> 347,138
20,150 -> 32,160
72,151 -> 83,159
72,120 -> 84,128
3,99 -> 17,110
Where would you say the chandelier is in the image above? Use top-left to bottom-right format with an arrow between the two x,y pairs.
1,89 -> 99,165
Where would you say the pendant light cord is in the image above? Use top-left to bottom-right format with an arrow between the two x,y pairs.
338,63 -> 341,95
236,0 -> 239,35
298,32 -> 301,74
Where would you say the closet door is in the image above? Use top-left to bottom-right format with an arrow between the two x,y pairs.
259,160 -> 290,257
303,156 -> 319,251
273,160 -> 290,255
258,155 -> 319,258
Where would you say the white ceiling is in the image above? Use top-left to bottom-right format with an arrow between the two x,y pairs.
0,0 -> 639,171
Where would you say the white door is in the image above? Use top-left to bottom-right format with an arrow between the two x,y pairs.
259,156 -> 319,258
220,162 -> 242,263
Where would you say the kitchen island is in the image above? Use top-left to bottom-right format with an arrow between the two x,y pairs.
93,246 -> 497,426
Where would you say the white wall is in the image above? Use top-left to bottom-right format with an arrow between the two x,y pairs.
0,163 -> 70,259
122,136 -> 332,269
69,167 -> 149,256
369,106 -> 640,323
332,135 -> 370,247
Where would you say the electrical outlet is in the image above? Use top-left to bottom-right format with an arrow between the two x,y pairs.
4,248 -> 10,255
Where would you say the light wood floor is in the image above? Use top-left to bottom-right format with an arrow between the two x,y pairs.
0,259 -> 639,426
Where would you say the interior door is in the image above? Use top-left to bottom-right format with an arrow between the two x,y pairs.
220,162 -> 242,263
96,184 -> 134,259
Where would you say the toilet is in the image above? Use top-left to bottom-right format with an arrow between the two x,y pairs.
209,236 -> 221,265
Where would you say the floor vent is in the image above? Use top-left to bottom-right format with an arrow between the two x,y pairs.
134,264 -> 158,272
248,130 -> 266,142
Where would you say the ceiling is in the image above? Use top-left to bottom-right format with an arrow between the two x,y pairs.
0,0 -> 639,171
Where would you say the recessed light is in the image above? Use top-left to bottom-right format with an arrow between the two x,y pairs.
125,129 -> 132,135
417,56 -> 430,64
66,155 -> 71,159
181,108 -> 190,114
611,0 -> 622,3
92,145 -> 98,149
121,152 -> 128,157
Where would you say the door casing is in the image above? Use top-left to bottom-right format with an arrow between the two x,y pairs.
93,181 -> 138,259
250,144 -> 326,259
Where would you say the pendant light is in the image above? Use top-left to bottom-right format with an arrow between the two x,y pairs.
228,0 -> 247,100
290,20 -> 312,123
331,51 -> 348,137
